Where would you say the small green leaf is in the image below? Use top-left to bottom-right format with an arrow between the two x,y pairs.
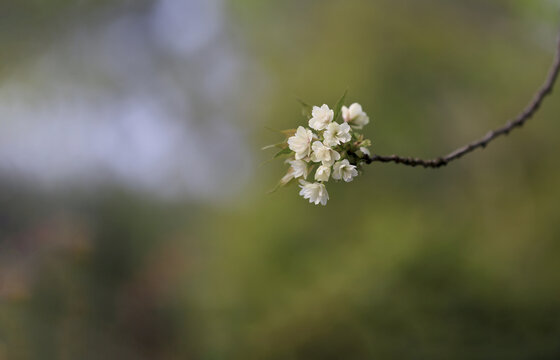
297,98 -> 313,119
333,90 -> 348,122
264,126 -> 285,134
261,142 -> 287,151
268,175 -> 297,194
265,127 -> 297,138
267,184 -> 280,194
280,129 -> 297,137
259,157 -> 276,167
273,147 -> 292,158
268,183 -> 282,194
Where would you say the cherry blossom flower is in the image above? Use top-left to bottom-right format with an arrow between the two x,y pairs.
267,98 -> 373,205
289,159 -> 309,178
280,159 -> 309,185
287,126 -> 314,160
310,141 -> 340,166
332,159 -> 358,182
342,103 -> 369,129
299,180 -> 329,206
323,122 -> 352,147
314,165 -> 331,182
309,104 -> 334,131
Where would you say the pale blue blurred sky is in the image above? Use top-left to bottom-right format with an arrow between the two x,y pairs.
0,0 -> 265,202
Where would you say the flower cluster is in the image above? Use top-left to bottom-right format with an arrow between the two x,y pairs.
266,100 -> 372,206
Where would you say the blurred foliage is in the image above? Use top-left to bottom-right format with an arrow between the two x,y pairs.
0,0 -> 152,76
1,0 -> 560,359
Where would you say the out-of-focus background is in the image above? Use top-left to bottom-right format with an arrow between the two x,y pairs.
1,0 -> 560,359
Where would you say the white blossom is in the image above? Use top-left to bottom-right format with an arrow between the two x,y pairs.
288,126 -> 314,160
310,141 -> 340,166
271,99 -> 373,205
332,159 -> 358,182
314,165 -> 331,182
358,146 -> 370,157
280,159 -> 309,184
288,159 -> 309,178
299,180 -> 329,206
342,103 -> 369,129
323,122 -> 352,147
309,104 -> 334,131
280,169 -> 295,185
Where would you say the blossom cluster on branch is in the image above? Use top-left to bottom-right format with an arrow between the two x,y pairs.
264,32 -> 560,198
265,97 -> 372,206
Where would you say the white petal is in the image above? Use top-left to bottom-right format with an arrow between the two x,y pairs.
348,103 -> 363,119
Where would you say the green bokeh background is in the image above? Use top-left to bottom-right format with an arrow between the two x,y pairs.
1,0 -> 560,359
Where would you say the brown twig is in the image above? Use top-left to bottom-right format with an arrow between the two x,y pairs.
363,32 -> 560,168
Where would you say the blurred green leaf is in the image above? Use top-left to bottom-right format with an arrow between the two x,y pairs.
297,98 -> 313,119
261,142 -> 286,150
280,129 -> 297,137
333,90 -> 347,122
273,147 -> 292,158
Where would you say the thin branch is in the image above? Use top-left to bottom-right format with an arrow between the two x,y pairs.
363,31 -> 560,168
